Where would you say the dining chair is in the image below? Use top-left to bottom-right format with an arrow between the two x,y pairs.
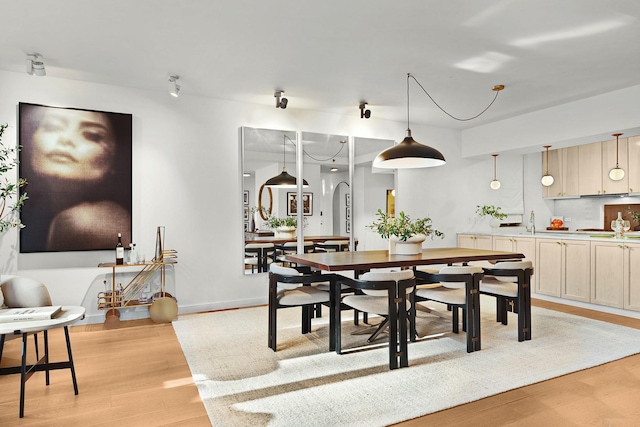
480,260 -> 534,341
244,243 -> 275,273
335,269 -> 416,369
414,265 -> 484,353
268,264 -> 335,351
275,241 -> 315,267
314,240 -> 350,252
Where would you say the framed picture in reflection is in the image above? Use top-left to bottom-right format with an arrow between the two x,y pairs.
287,192 -> 313,216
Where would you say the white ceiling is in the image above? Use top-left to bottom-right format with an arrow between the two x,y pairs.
3,0 -> 640,130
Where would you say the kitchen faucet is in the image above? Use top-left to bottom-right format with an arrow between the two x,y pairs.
529,210 -> 535,234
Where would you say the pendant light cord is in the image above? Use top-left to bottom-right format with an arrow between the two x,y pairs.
408,73 -> 502,122
284,134 -> 347,162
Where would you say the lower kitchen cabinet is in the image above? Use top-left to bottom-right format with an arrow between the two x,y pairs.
457,234 -> 493,250
536,238 -> 590,302
591,240 -> 640,310
492,236 -> 535,266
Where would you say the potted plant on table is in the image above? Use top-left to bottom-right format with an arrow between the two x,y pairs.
264,214 -> 307,238
0,123 -> 28,233
626,206 -> 640,231
367,209 -> 444,255
476,205 -> 507,229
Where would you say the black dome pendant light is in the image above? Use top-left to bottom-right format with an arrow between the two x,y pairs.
264,135 -> 309,188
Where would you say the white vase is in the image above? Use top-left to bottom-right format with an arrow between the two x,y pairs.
275,226 -> 296,239
388,234 -> 426,255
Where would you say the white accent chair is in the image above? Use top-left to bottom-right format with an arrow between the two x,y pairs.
244,243 -> 275,273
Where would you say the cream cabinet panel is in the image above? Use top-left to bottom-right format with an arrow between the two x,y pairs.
562,240 -> 591,302
535,239 -> 562,297
625,243 -> 640,311
458,234 -> 492,250
628,136 -> 640,194
590,241 -> 624,308
578,142 -> 603,196
602,136 -> 629,195
543,147 -> 579,198
536,238 -> 589,301
493,236 -> 535,266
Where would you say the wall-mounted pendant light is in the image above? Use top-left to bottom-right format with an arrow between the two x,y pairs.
609,133 -> 625,181
490,154 -> 501,190
264,135 -> 309,188
541,145 -> 554,186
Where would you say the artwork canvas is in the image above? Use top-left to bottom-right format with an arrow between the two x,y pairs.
18,103 -> 133,252
287,192 -> 313,216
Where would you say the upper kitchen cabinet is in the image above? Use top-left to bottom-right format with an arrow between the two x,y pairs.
578,142 -> 603,196
602,135 -> 629,195
542,146 -> 579,198
628,135 -> 640,194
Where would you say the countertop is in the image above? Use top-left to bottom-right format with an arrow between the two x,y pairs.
459,229 -> 640,243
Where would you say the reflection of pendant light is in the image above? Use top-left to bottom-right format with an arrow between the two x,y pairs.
609,133 -> 625,181
265,135 -> 309,188
490,154 -> 501,190
373,74 -> 446,169
541,145 -> 554,187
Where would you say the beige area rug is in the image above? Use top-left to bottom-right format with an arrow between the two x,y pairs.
173,297 -> 640,427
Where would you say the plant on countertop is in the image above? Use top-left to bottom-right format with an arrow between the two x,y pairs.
367,209 -> 444,241
476,205 -> 507,220
0,123 -> 28,233
626,206 -> 640,224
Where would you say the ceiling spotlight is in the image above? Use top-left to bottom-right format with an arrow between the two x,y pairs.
359,102 -> 371,119
26,53 -> 46,76
168,75 -> 180,97
275,90 -> 288,109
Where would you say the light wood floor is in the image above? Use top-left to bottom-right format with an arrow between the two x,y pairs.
1,300 -> 640,426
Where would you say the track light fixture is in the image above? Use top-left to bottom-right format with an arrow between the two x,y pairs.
168,75 -> 180,97
26,52 -> 46,76
275,90 -> 288,109
359,102 -> 371,119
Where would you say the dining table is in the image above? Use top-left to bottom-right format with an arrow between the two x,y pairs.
284,247 -> 525,368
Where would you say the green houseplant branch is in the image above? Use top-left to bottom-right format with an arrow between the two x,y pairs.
475,205 -> 507,220
263,214 -> 308,229
626,206 -> 640,224
367,209 -> 444,241
0,123 -> 28,233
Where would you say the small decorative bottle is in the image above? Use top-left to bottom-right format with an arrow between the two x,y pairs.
612,212 -> 624,238
115,233 -> 124,265
129,243 -> 137,265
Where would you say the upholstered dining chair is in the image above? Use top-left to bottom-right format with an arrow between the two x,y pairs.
480,260 -> 534,342
244,243 -> 275,273
0,275 -> 53,373
275,241 -> 315,267
414,265 -> 484,353
268,264 -> 335,351
335,269 -> 416,369
314,240 -> 350,252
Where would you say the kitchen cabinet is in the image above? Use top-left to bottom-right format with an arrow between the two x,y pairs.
602,136 -> 629,195
578,142 -> 603,196
535,239 -> 590,301
457,234 -> 492,250
542,147 -> 579,198
628,135 -> 640,194
591,240 -> 640,310
492,235 -> 536,266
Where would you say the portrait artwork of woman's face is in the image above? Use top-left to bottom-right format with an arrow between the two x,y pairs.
19,103 -> 133,253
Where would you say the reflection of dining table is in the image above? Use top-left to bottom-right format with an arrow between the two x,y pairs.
244,234 -> 350,245
284,247 -> 524,367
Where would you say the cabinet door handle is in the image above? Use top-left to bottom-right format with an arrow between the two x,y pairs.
618,245 -> 624,249
556,241 -> 562,245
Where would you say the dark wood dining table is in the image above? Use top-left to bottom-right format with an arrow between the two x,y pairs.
284,247 -> 525,368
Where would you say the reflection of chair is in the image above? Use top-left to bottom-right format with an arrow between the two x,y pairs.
480,260 -> 534,342
268,264 -> 335,351
336,270 -> 415,369
275,241 -> 315,266
244,243 -> 275,273
315,240 -> 350,252
414,266 -> 484,353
